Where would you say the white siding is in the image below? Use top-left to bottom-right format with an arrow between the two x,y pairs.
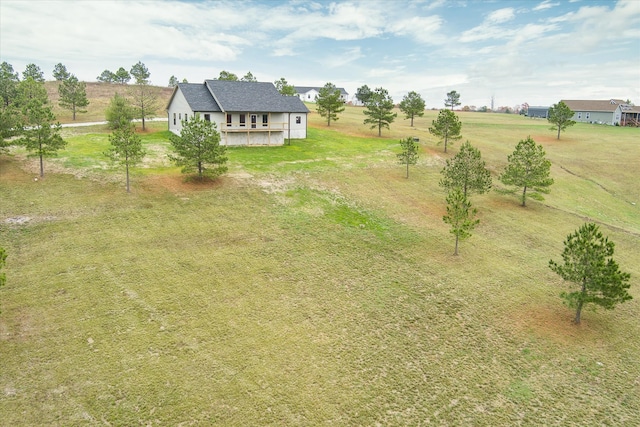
216,112 -> 307,146
167,88 -> 195,134
167,86 -> 308,145
299,89 -> 319,102
288,113 -> 307,139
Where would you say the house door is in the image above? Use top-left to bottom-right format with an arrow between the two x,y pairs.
251,115 -> 257,128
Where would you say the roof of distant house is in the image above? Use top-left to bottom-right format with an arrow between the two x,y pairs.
561,99 -> 639,112
294,86 -> 349,96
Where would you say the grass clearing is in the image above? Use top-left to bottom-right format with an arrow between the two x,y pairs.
1,105 -> 639,425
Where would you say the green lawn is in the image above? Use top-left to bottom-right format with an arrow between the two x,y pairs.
1,108 -> 639,425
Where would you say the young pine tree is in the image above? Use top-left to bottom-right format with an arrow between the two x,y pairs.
397,137 -> 419,178
105,124 -> 146,193
316,82 -> 345,126
547,101 -> 576,139
429,109 -> 462,153
439,140 -> 492,198
58,75 -> 89,120
442,189 -> 479,256
363,87 -> 397,136
169,114 -> 228,180
549,223 -> 632,324
499,136 -> 553,206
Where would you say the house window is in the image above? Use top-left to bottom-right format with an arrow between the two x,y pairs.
239,114 -> 246,127
586,112 -> 590,119
251,114 -> 257,129
179,113 -> 181,120
226,114 -> 232,127
296,116 -> 301,124
204,114 -> 210,122
577,112 -> 582,119
262,114 -> 268,127
173,113 -> 176,125
185,113 -> 188,122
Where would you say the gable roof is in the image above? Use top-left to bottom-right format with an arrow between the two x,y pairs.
174,82 -> 221,112
294,86 -> 349,96
561,99 -> 629,113
205,80 -> 309,113
168,80 -> 309,114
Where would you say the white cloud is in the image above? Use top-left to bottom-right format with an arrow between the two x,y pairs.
458,7 -> 517,42
536,0 -> 640,54
533,1 -> 559,12
322,47 -> 365,69
487,7 -> 516,24
387,15 -> 444,44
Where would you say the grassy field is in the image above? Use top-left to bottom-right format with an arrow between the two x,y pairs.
1,105 -> 639,425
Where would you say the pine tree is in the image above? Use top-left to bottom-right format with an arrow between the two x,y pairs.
499,136 -> 553,206
363,87 -> 397,136
58,75 -> 89,120
549,223 -> 632,324
440,140 -> 492,198
397,137 -> 419,178
443,189 -> 479,255
316,82 -> 345,126
429,109 -> 462,153
548,101 -> 576,139
128,62 -> 157,130
399,91 -> 425,127
52,63 -> 70,81
105,124 -> 145,192
169,114 -> 228,180
444,90 -> 461,110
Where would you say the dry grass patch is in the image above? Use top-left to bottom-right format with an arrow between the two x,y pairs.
45,81 -> 173,124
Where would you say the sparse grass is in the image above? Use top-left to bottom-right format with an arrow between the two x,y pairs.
45,81 -> 173,124
1,105 -> 639,425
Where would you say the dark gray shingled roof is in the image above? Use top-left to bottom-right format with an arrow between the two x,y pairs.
177,83 -> 221,112
204,80 -> 309,113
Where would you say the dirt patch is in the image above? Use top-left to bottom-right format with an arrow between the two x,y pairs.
0,157 -> 35,182
509,303 -> 603,344
530,134 -> 576,146
255,176 -> 296,194
142,173 -> 228,195
4,216 -> 32,225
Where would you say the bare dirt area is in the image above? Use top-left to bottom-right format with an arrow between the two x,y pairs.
0,157 -> 33,183
509,303 -> 607,345
141,173 -> 230,195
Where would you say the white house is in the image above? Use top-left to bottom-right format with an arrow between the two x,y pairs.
294,86 -> 349,103
561,99 -> 640,126
167,80 -> 309,146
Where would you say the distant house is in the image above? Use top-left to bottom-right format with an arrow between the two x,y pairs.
527,106 -> 549,118
294,86 -> 349,103
561,99 -> 640,126
166,80 -> 309,146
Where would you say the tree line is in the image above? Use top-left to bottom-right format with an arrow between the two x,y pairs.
1,62 -> 68,177
0,60 -> 166,177
210,70 -> 298,97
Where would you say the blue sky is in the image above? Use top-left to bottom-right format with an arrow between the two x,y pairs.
1,0 -> 639,108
